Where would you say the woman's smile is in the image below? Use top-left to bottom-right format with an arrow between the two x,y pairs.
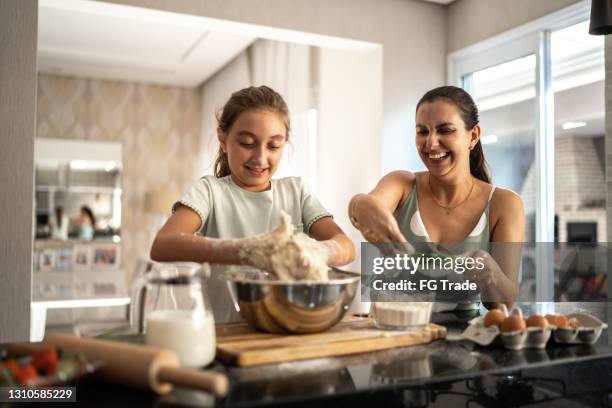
424,151 -> 451,168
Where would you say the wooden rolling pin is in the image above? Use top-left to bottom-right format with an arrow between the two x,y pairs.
7,335 -> 228,397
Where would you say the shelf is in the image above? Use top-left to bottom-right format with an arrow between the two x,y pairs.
33,297 -> 130,309
36,185 -> 120,194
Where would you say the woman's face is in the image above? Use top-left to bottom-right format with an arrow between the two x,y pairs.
415,100 -> 479,179
218,109 -> 287,192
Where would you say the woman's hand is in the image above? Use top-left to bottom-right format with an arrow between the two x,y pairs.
463,250 -> 498,287
349,194 -> 413,255
462,249 -> 513,309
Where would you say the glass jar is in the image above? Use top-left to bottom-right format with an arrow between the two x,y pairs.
132,262 -> 215,367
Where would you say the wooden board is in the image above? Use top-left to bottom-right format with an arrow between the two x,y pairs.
215,316 -> 446,366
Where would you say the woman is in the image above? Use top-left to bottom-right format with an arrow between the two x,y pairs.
349,86 -> 524,310
75,205 -> 96,240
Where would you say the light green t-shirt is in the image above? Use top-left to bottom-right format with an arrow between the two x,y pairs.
174,175 -> 331,238
172,175 -> 332,322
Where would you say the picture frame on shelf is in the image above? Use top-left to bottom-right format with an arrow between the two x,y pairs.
38,249 -> 56,271
73,244 -> 91,271
92,244 -> 120,269
56,247 -> 74,271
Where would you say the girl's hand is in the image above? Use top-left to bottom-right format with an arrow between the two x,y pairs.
235,219 -> 330,280
350,195 -> 413,255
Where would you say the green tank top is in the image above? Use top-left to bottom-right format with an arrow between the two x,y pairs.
394,178 -> 496,311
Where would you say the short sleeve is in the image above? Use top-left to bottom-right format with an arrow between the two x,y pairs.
299,178 -> 333,232
172,177 -> 212,233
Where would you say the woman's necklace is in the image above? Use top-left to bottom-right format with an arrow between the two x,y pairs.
428,174 -> 475,215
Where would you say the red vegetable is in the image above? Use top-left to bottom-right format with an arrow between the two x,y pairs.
31,348 -> 58,375
14,365 -> 38,385
1,359 -> 19,377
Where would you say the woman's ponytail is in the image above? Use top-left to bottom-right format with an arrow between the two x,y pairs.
469,141 -> 490,183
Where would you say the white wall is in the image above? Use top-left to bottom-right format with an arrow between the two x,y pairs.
317,47 -> 383,270
446,0 -> 582,53
102,0 -> 447,175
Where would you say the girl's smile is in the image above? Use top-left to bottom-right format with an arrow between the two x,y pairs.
244,165 -> 269,178
218,109 -> 287,192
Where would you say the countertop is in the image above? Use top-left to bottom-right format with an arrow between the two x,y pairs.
49,302 -> 612,407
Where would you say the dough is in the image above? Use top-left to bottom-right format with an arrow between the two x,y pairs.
240,211 -> 329,281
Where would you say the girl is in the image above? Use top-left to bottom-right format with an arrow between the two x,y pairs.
348,86 -> 524,310
150,85 -> 355,321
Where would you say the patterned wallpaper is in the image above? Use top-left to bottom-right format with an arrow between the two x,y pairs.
37,73 -> 203,284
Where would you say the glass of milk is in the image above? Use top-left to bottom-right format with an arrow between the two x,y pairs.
137,262 -> 216,367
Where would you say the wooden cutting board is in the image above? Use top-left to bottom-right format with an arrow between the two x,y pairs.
215,316 -> 446,366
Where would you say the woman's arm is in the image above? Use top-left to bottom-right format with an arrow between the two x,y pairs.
308,217 -> 355,266
150,205 -> 244,264
348,171 -> 412,246
470,189 -> 525,310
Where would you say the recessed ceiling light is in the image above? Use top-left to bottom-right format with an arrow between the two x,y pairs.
562,121 -> 587,130
481,135 -> 498,145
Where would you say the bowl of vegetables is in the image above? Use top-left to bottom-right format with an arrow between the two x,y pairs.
0,347 -> 97,387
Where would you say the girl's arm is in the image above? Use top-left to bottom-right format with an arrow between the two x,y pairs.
151,206 -> 355,268
150,205 -> 244,264
308,217 -> 355,266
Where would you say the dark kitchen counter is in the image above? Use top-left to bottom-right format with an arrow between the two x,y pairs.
53,302 -> 612,407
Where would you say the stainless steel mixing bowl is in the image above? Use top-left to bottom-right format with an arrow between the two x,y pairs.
222,268 -> 360,334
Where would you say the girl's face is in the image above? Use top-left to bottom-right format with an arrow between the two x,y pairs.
415,100 -> 480,179
218,109 -> 287,192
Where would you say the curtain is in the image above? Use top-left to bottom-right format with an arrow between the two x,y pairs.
197,52 -> 251,177
248,40 -> 312,185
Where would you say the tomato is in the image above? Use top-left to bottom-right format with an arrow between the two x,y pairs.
1,359 -> 19,377
14,365 -> 38,386
31,348 -> 59,375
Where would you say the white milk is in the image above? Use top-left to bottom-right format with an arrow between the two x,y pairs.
146,309 -> 216,367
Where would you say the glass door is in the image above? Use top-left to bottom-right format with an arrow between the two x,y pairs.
449,32 -> 554,302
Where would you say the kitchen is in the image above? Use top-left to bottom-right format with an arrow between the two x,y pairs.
2,0 -> 612,406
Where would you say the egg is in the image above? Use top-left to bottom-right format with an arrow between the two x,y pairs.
526,314 -> 548,328
545,314 -> 569,327
545,314 -> 559,326
484,309 -> 506,328
501,315 -> 526,333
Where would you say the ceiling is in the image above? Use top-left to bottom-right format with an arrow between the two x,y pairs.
37,0 -> 257,87
417,0 -> 457,5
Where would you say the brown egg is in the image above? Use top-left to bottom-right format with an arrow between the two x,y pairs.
501,315 -> 526,333
484,309 -> 506,328
545,314 -> 569,327
526,314 -> 549,328
555,314 -> 570,328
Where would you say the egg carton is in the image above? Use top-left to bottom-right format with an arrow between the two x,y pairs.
460,309 -> 607,350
